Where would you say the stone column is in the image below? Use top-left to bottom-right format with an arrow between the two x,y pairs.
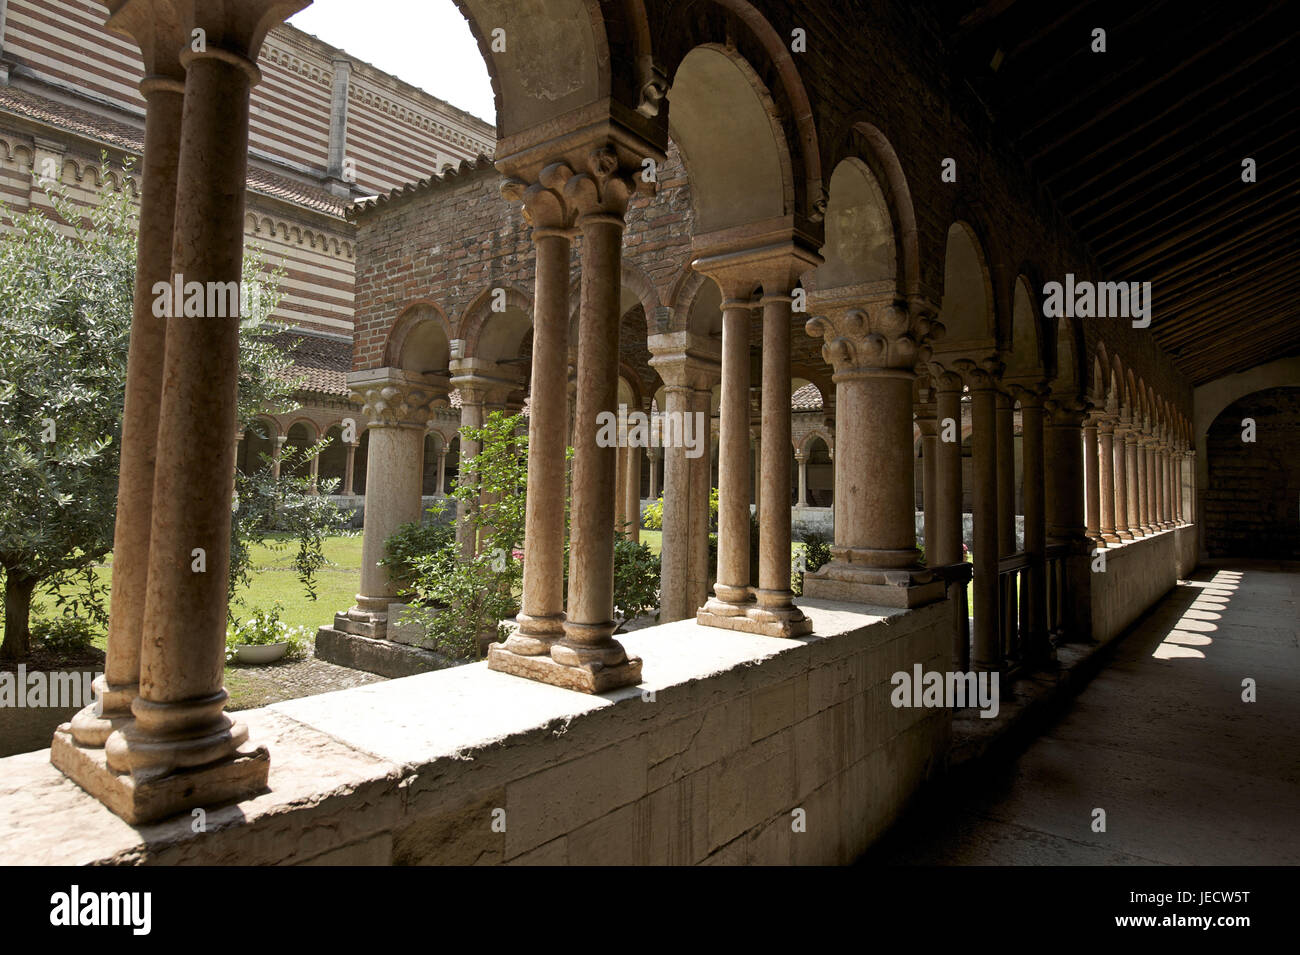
751,283 -> 813,634
1082,413 -> 1102,547
915,393 -> 939,561
623,444 -> 642,543
1045,398 -> 1091,643
309,451 -> 320,494
1125,431 -> 1141,537
435,446 -> 446,496
1097,416 -> 1120,544
700,283 -> 757,621
930,371 -> 964,567
795,450 -> 808,507
963,362 -> 1001,671
343,440 -> 358,496
1145,438 -> 1158,533
88,0 -> 309,826
803,294 -> 944,610
1112,419 -> 1132,540
491,164 -> 579,660
271,434 -> 286,480
648,447 -> 660,500
455,381 -> 485,556
996,390 -> 1016,559
548,147 -> 643,691
64,0 -> 186,750
1013,384 -> 1050,664
1136,433 -> 1150,535
334,370 -> 443,639
614,443 -> 629,532
648,335 -> 719,622
1162,440 -> 1173,528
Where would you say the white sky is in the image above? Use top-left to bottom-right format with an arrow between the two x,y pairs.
288,0 -> 495,123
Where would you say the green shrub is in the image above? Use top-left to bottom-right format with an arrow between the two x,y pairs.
30,616 -> 96,654
381,517 -> 455,594
640,486 -> 719,532
612,535 -> 661,629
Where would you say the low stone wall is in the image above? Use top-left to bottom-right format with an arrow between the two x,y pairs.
0,599 -> 951,865
1091,526 -> 1198,644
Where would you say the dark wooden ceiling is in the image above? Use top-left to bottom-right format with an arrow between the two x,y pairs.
935,0 -> 1300,386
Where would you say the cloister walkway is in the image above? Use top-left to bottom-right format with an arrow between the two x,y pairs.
866,561 -> 1300,865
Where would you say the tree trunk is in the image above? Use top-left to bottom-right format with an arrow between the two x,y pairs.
1,570 -> 37,661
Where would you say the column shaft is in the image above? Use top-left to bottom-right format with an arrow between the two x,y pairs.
1098,423 -> 1118,543
1020,393 -> 1048,662
73,77 -> 183,744
710,300 -> 753,606
970,385 -> 999,671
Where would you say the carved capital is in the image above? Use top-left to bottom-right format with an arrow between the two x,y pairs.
500,161 -> 580,232
564,145 -> 638,220
806,299 -> 939,375
347,369 -> 446,429
171,0 -> 310,78
953,356 -> 1005,390
104,0 -> 187,81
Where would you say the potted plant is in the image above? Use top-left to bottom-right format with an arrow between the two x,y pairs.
225,605 -> 310,665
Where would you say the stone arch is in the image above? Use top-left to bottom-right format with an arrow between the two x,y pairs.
652,1 -> 822,222
458,283 -> 533,357
1004,273 -> 1045,379
938,220 -> 997,349
665,42 -> 795,235
827,120 -> 921,297
448,0 -> 644,140
386,301 -> 453,374
808,155 -> 897,298
1048,317 -> 1085,399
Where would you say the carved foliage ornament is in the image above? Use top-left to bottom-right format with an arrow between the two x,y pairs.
805,300 -> 941,373
351,381 -> 439,428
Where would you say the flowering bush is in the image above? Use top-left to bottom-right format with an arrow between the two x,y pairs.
225,604 -> 310,663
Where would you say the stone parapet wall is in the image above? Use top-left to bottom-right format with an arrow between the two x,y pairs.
1090,526 -> 1198,644
0,600 -> 951,865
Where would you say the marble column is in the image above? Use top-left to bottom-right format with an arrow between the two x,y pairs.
914,393 -> 938,561
648,447 -> 660,500
615,443 -> 629,532
271,434 -> 286,480
795,450 -> 808,507
750,285 -> 811,634
996,390 -> 1016,559
1097,416 -> 1120,544
1125,431 -> 1141,537
930,372 -> 964,567
79,0 -> 309,827
803,294 -> 944,610
335,370 -> 443,639
64,0 -> 186,751
491,171 -> 577,660
548,147 -> 643,691
624,443 -> 642,544
1045,398 -> 1091,643
1136,433 -> 1151,535
435,447 -> 447,496
1112,419 -> 1132,540
1083,413 -> 1102,547
1145,439 -> 1158,533
1013,384 -> 1050,664
700,282 -> 757,621
343,440 -> 358,496
964,362 -> 1001,671
647,334 -> 719,623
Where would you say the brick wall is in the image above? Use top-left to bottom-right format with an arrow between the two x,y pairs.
1204,386 -> 1300,558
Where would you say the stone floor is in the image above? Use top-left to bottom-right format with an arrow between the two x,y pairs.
864,559 -> 1300,865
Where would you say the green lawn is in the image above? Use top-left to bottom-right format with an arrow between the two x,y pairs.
24,533 -> 365,653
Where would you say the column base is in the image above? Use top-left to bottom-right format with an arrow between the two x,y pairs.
696,601 -> 813,638
333,603 -> 389,639
1100,532 -> 1122,545
802,562 -> 946,609
487,643 -> 642,694
50,725 -> 269,825
1115,529 -> 1134,541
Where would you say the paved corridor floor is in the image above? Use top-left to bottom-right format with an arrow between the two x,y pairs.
865,561 -> 1300,865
